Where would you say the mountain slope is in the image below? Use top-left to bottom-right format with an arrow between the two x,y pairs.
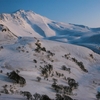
0,10 -> 100,100
0,38 -> 100,100
0,10 -> 56,37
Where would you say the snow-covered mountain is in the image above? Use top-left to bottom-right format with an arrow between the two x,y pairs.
0,9 -> 100,39
0,10 -> 100,53
0,10 -> 100,100
0,10 -> 56,38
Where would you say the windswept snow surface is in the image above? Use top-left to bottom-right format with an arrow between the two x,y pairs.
0,10 -> 100,100
0,38 -> 100,100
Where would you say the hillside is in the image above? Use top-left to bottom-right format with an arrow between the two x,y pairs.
0,37 -> 100,100
0,10 -> 100,100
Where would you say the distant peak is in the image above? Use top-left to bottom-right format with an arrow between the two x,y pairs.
18,9 -> 25,12
14,9 -> 35,14
15,9 -> 26,14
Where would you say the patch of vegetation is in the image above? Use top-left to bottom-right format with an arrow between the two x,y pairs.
46,50 -> 55,56
71,57 -> 88,72
37,77 -> 41,82
67,77 -> 79,89
33,59 -> 37,63
0,46 -> 3,51
7,71 -> 26,86
55,71 -> 64,77
62,53 -> 71,59
52,83 -> 73,95
56,94 -> 73,100
1,84 -> 19,94
0,70 -> 3,73
20,91 -> 32,100
40,64 -> 53,78
35,40 -> 47,53
96,91 -> 100,100
89,54 -> 94,59
61,65 -> 71,74
2,28 -> 6,32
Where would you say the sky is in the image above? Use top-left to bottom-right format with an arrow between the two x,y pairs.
0,0 -> 100,28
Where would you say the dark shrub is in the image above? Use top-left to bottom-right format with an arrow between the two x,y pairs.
40,95 -> 51,100
0,46 -> 3,49
33,93 -> 41,100
56,94 -> 63,100
41,47 -> 46,52
89,54 -> 94,59
20,91 -> 32,100
0,70 -> 3,73
96,91 -> 100,100
72,58 -> 88,72
8,71 -> 26,85
63,95 -> 73,100
37,77 -> 41,82
33,59 -> 37,63
2,29 -> 6,32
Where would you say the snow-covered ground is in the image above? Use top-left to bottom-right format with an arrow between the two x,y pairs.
0,10 -> 100,100
0,38 -> 100,100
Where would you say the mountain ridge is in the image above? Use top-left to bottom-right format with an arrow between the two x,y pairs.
0,10 -> 100,38
0,9 -> 100,53
0,10 -> 99,36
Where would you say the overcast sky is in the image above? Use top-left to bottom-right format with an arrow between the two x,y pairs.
0,0 -> 100,28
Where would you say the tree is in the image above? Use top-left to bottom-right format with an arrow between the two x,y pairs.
41,47 -> 46,52
0,70 -> 3,73
56,94 -> 63,100
62,65 -> 67,70
0,46 -> 3,49
40,95 -> 51,100
89,54 -> 94,59
8,71 -> 26,85
96,91 -> 100,100
63,95 -> 73,100
37,77 -> 41,82
33,59 -> 37,63
52,78 -> 58,84
33,93 -> 41,100
16,70 -> 20,74
20,91 -> 32,100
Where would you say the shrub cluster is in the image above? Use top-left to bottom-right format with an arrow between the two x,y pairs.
96,91 -> 100,100
61,65 -> 71,74
35,40 -> 46,52
71,58 -> 88,72
7,71 -> 26,86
